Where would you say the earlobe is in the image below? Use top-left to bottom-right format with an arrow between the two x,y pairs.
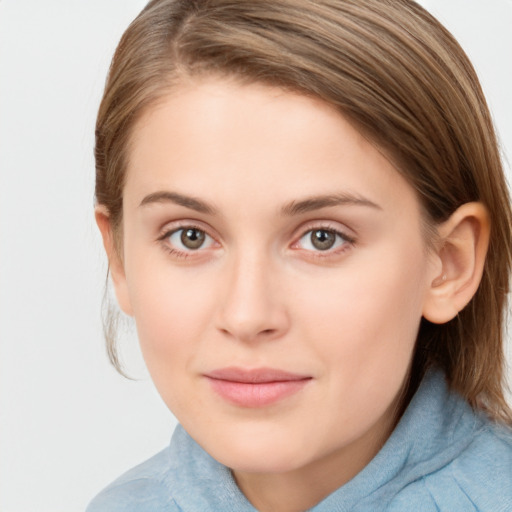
95,206 -> 134,317
422,202 -> 490,324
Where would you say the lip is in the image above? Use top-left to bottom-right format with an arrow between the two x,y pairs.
204,367 -> 312,408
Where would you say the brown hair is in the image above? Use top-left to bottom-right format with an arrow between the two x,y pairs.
95,0 -> 512,421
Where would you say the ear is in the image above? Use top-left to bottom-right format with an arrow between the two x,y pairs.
422,202 -> 490,324
95,206 -> 134,316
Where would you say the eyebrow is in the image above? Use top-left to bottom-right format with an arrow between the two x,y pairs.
139,191 -> 218,215
281,193 -> 381,216
139,190 -> 381,216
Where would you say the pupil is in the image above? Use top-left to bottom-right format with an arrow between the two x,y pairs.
311,230 -> 335,250
181,228 -> 205,249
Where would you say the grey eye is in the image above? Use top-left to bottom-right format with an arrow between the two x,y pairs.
167,227 -> 214,251
297,228 -> 348,252
180,228 -> 205,249
310,230 -> 336,250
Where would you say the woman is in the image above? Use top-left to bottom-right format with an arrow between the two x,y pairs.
88,0 -> 512,510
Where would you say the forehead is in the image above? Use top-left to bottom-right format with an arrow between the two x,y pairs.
125,78 -> 420,220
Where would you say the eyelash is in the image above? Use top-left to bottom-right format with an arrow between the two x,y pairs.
157,223 -> 216,260
292,224 -> 356,259
157,223 -> 356,260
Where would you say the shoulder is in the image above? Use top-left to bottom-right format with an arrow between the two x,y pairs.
388,421 -> 512,512
86,447 -> 180,512
85,425 -> 249,512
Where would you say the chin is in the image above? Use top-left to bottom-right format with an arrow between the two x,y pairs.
196,423 -> 316,474
217,445 -> 307,474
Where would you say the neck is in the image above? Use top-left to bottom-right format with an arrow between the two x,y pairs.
232,402 -> 399,512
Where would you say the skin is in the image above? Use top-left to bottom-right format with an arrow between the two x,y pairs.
97,78 -> 489,512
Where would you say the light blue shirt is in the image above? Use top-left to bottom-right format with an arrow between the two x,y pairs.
87,370 -> 512,511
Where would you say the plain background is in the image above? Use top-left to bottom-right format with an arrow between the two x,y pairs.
0,1 -> 511,511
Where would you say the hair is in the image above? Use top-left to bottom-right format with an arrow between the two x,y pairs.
95,0 -> 512,421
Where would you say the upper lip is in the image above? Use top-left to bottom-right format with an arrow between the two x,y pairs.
205,367 -> 311,383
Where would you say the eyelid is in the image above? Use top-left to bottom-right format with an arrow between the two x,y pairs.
292,220 -> 356,243
156,220 -> 221,256
157,219 -> 217,240
290,221 -> 356,254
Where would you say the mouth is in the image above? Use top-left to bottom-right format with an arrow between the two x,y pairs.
204,367 -> 312,408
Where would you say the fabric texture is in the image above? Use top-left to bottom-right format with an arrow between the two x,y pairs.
86,370 -> 512,511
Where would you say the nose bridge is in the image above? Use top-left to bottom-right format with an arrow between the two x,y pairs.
216,243 -> 288,342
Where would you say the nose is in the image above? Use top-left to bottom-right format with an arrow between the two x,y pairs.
215,250 -> 290,343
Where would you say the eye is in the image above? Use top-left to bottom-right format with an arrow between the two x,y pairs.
297,228 -> 350,252
166,227 -> 216,251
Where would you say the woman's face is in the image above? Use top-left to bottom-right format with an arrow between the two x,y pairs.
116,78 -> 438,478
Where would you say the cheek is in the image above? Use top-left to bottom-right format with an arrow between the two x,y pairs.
295,241 -> 428,379
125,255 -> 217,381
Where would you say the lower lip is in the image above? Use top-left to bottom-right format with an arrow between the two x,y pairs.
206,377 -> 310,407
